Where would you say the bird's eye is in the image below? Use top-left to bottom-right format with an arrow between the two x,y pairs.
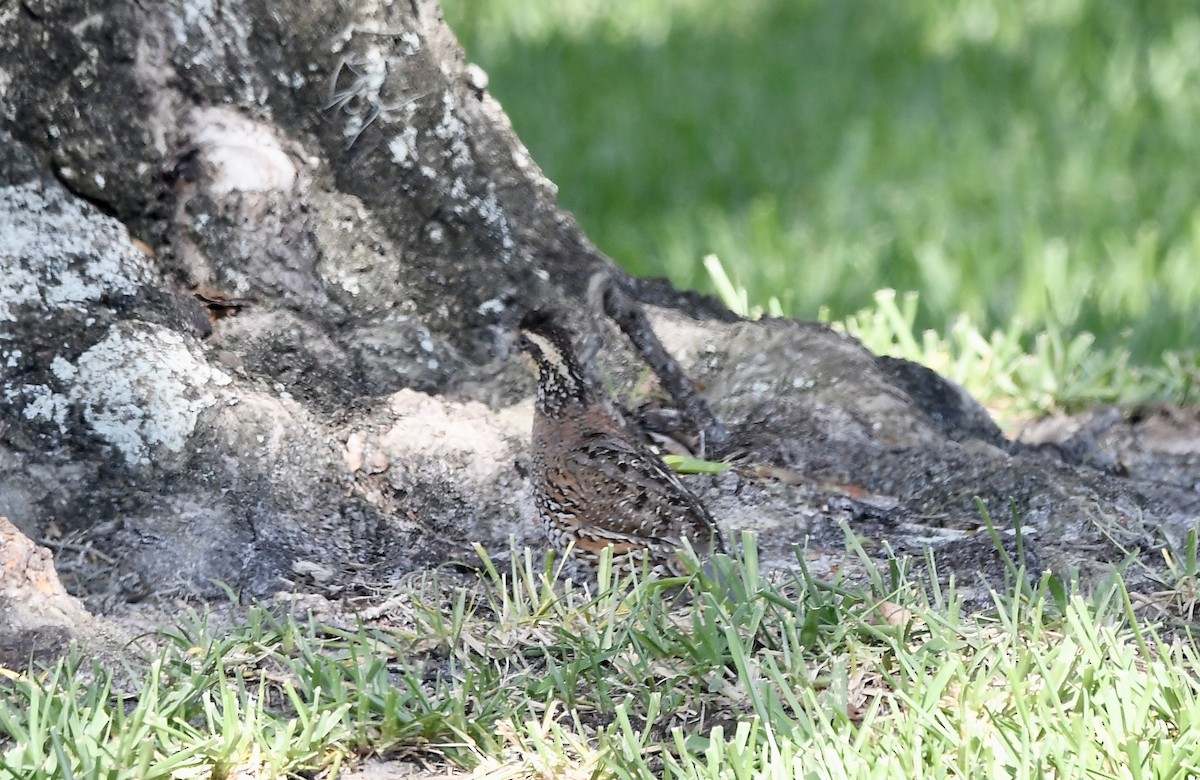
517,334 -> 534,352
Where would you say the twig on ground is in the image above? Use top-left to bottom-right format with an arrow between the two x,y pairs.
597,273 -> 732,455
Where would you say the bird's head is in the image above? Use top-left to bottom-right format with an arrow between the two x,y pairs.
517,310 -> 590,414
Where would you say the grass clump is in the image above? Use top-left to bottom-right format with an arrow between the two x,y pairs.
827,287 -> 1200,420
4,536 -> 1200,777
0,605 -> 481,778
703,253 -> 1200,421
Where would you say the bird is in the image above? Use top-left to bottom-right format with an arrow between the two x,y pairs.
515,309 -> 726,576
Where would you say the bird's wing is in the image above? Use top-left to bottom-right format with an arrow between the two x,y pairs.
562,429 -> 725,554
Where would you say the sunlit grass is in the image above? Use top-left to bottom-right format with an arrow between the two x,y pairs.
445,0 -> 1200,369
5,536 -> 1200,778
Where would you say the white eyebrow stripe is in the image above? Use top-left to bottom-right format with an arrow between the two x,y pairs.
523,331 -> 574,381
523,331 -> 558,359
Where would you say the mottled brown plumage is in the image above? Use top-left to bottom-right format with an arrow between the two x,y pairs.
517,310 -> 725,575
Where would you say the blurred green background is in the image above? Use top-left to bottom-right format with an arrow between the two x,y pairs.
443,0 -> 1200,364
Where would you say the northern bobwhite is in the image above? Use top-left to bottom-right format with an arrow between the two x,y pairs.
516,310 -> 726,575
